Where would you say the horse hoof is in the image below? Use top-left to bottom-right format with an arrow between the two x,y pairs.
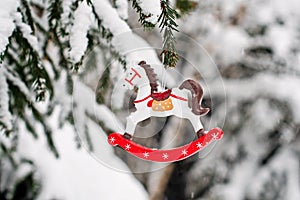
196,129 -> 205,138
123,133 -> 133,140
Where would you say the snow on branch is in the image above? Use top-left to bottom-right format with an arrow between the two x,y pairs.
3,67 -> 33,102
0,67 -> 13,132
61,0 -> 76,27
91,0 -> 176,86
69,1 -> 93,64
0,0 -> 19,56
139,0 -> 161,23
115,0 -> 129,20
210,73 -> 300,122
73,77 -> 124,133
92,0 -> 131,35
14,12 -> 40,54
130,0 -> 161,27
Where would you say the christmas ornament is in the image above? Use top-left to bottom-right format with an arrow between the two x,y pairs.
108,61 -> 224,162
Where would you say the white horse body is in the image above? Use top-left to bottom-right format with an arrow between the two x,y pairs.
123,62 -> 208,137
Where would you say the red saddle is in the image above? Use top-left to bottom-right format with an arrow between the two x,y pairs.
151,89 -> 172,101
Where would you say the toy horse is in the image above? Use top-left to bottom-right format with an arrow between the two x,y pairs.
122,61 -> 209,140
107,61 -> 223,162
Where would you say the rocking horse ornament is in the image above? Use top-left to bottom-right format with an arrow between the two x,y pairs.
108,61 -> 224,162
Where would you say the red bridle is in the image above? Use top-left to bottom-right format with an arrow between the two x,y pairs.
125,68 -> 142,86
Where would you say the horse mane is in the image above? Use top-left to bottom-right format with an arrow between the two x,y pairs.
138,61 -> 158,92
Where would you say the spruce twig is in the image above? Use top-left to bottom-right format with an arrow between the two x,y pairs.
129,0 -> 156,29
158,0 -> 180,68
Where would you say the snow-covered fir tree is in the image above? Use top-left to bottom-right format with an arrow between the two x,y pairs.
1,0 -> 300,200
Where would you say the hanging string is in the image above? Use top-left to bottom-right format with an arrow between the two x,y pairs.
161,52 -> 166,90
162,68 -> 166,90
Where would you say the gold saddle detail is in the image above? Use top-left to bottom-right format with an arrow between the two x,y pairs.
152,98 -> 174,111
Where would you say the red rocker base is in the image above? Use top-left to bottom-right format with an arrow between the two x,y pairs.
108,128 -> 224,162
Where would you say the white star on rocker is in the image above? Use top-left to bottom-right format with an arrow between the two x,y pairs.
196,142 -> 203,148
212,133 -> 218,140
143,152 -> 149,158
109,137 -> 115,143
182,149 -> 188,156
162,153 -> 169,160
125,144 -> 131,150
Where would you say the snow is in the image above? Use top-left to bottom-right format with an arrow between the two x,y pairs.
69,1 -> 93,63
17,111 -> 148,200
61,0 -> 76,26
177,0 -> 300,198
115,0 -> 128,20
92,0 -> 131,35
249,0 -> 300,59
139,0 -> 161,24
0,67 -> 12,131
181,7 -> 249,65
92,0 -> 175,85
250,99 -> 282,133
0,0 -> 19,54
13,12 -> 40,53
210,26 -> 249,65
3,66 -> 33,101
111,33 -> 176,86
110,62 -> 128,109
90,0 -> 176,109
73,77 -> 124,133
247,149 -> 300,200
210,73 -> 300,122
2,0 -> 300,199
216,161 -> 257,200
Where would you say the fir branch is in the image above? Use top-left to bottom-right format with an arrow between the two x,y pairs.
28,99 -> 59,157
68,1 -> 116,72
10,28 -> 53,101
20,0 -> 35,32
87,3 -> 126,68
0,69 -> 13,133
129,0 -> 156,29
48,0 -> 71,70
12,170 -> 41,199
96,66 -> 110,104
48,0 -> 63,30
89,3 -> 114,41
175,0 -> 198,15
159,0 -> 180,68
4,67 -> 59,157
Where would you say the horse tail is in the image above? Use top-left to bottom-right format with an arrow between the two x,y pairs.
179,79 -> 210,116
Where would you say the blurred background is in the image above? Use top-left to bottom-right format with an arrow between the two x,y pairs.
1,0 -> 300,200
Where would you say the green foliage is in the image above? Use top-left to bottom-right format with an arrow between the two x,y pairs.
8,27 -> 53,101
96,66 -> 111,104
159,0 -> 180,68
0,0 -> 187,198
10,171 -> 41,200
176,0 -> 198,15
3,27 -> 58,154
129,0 -> 156,29
161,27 -> 179,68
0,140 -> 41,200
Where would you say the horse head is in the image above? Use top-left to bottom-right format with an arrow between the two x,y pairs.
123,61 -> 153,90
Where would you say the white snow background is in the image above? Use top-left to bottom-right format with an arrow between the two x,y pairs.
17,107 -> 148,200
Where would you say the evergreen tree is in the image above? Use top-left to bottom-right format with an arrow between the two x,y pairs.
0,0 -> 185,199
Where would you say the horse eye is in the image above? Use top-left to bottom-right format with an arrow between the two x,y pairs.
122,84 -> 125,87
129,72 -> 132,75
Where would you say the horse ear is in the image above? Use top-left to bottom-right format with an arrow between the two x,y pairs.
138,60 -> 146,65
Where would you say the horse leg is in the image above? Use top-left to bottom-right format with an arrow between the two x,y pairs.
124,110 -> 150,139
183,112 -> 204,138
